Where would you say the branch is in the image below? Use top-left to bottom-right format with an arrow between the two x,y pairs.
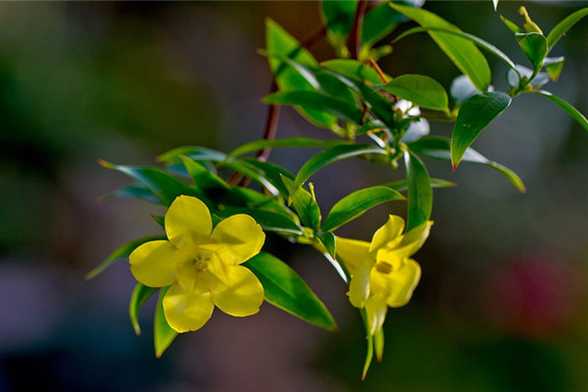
347,0 -> 368,59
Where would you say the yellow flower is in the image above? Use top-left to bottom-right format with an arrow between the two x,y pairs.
335,215 -> 432,335
129,195 -> 266,333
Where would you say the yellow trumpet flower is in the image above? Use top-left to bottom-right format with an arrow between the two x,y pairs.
129,195 -> 266,333
336,215 -> 432,335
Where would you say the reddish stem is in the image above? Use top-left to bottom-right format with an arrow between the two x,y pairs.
347,0 -> 368,59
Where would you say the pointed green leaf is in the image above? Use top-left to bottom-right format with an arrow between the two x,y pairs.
112,184 -> 160,204
450,92 -> 512,168
86,236 -> 163,280
294,144 -> 386,188
404,151 -> 432,230
361,1 -> 409,48
515,32 -> 547,72
158,146 -> 226,164
220,159 -> 280,196
99,160 -> 201,206
244,252 -> 337,331
322,186 -> 405,232
129,283 -> 157,336
321,59 -> 383,85
264,90 -> 364,124
386,177 -> 456,192
180,156 -> 229,192
321,0 -> 358,51
154,287 -> 177,358
266,19 -> 337,128
230,137 -> 343,158
409,136 -> 526,192
394,26 -> 517,72
546,7 -> 588,50
390,3 -> 491,90
500,14 -> 522,34
317,231 -> 336,258
242,159 -> 295,196
537,90 -> 588,132
382,74 -> 448,111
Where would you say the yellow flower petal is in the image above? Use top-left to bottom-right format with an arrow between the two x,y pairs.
210,265 -> 264,317
163,283 -> 214,333
369,215 -> 405,253
335,236 -> 371,274
129,240 -> 185,287
165,196 -> 212,248
365,296 -> 388,336
210,214 -> 265,264
336,237 -> 373,307
392,221 -> 433,259
385,259 -> 421,307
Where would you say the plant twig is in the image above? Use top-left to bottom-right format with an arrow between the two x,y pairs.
347,0 -> 368,59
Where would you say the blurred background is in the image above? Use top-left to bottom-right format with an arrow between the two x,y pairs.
1,1 -> 587,391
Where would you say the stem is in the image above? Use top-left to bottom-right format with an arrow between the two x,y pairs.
347,0 -> 368,59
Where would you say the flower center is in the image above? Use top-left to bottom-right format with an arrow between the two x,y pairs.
191,251 -> 213,272
375,261 -> 393,274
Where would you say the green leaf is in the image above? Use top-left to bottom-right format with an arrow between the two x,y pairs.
244,252 -> 337,331
129,283 -> 157,336
294,144 -> 386,188
394,26 -> 517,72
536,90 -> 588,132
546,7 -> 588,50
321,59 -> 383,85
158,146 -> 226,164
112,184 -> 160,204
230,137 -> 343,158
382,74 -> 448,111
450,92 -> 512,168
266,19 -> 337,128
386,177 -> 456,192
390,3 -> 491,91
543,57 -> 565,81
322,186 -> 405,232
515,32 -> 547,72
154,287 -> 177,358
321,0 -> 358,51
99,160 -> 202,206
281,176 -> 321,229
264,90 -> 364,124
86,236 -> 163,280
317,231 -> 336,258
219,208 -> 304,236
180,156 -> 229,192
500,14 -> 522,34
220,159 -> 280,196
361,1 -> 407,49
241,159 -> 295,196
404,151 -> 432,230
409,136 -> 526,192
